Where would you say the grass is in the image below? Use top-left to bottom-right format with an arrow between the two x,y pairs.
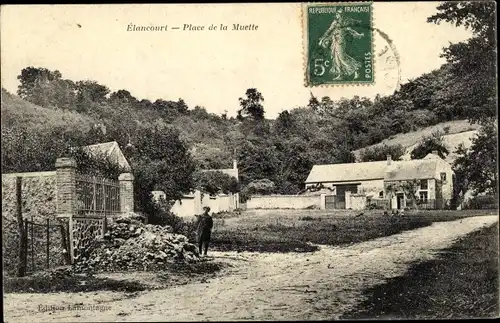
3,273 -> 148,294
4,260 -> 225,294
341,222 -> 499,319
1,88 -> 95,133
209,209 -> 496,253
352,119 -> 480,161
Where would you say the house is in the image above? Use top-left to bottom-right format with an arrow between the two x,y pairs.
82,141 -> 132,172
158,159 -> 240,217
305,151 -> 454,210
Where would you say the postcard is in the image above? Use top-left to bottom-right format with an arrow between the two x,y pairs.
1,2 -> 498,322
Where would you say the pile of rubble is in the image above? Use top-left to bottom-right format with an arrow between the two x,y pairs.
73,214 -> 200,273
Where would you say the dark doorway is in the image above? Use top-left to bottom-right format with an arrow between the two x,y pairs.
396,193 -> 405,210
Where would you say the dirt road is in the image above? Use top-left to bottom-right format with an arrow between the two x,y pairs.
4,215 -> 498,322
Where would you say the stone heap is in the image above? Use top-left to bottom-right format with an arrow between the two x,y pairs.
73,214 -> 199,273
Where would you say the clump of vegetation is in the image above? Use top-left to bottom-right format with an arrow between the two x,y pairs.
410,129 -> 449,159
299,215 -> 321,221
360,144 -> 405,162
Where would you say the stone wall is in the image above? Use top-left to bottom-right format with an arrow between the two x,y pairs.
2,157 -> 136,271
2,172 -> 57,222
1,172 -> 64,274
170,190 -> 238,218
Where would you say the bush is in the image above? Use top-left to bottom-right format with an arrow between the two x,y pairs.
464,195 -> 498,210
367,203 -> 384,210
360,144 -> 405,162
241,179 -> 276,201
193,170 -> 239,196
299,215 -> 322,221
145,199 -> 194,234
411,130 -> 449,159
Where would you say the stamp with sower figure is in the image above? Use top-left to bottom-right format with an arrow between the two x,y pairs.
303,2 -> 373,86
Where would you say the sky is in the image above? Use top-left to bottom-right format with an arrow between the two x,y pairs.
1,3 -> 472,119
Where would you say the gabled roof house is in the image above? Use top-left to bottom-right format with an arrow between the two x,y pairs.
305,151 -> 454,210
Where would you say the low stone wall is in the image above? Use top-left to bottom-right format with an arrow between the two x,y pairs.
246,195 -> 321,210
170,195 -> 198,219
170,191 -> 239,218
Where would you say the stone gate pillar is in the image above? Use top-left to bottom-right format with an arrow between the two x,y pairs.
55,158 -> 77,218
55,157 -> 77,264
119,173 -> 134,214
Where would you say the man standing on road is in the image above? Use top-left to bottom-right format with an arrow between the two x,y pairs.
196,206 -> 214,257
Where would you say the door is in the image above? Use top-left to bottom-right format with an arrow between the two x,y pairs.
396,193 -> 405,210
334,184 -> 359,209
325,195 -> 345,209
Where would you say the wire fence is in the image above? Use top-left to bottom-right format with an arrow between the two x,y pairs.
2,217 -> 69,275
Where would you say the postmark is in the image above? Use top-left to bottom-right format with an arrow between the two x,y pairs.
373,27 -> 402,93
303,2 -> 374,87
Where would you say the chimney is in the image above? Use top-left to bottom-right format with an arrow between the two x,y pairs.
432,150 -> 438,155
387,154 -> 392,165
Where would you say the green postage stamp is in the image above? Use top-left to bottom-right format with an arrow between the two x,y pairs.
303,2 -> 373,86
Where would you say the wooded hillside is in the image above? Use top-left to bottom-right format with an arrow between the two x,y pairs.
1,2 -> 496,215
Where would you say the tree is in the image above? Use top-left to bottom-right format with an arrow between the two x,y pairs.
152,99 -> 188,120
410,130 -> 449,159
193,170 -> 239,196
384,182 -> 398,210
240,179 -> 276,202
75,80 -> 110,112
237,88 -> 265,121
452,122 -> 498,198
427,2 -> 496,124
360,144 -> 405,162
129,124 -> 196,215
274,110 -> 297,138
236,141 -> 280,186
399,180 -> 420,210
17,67 -> 62,100
274,137 -> 314,192
16,67 -> 79,110
109,89 -> 138,106
190,144 -> 232,170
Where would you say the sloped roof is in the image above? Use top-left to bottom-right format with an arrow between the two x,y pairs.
423,152 -> 442,160
306,156 -> 447,184
305,161 -> 388,183
385,159 -> 438,181
82,141 -> 131,171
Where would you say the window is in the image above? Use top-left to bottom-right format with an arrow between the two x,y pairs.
420,179 -> 428,190
440,172 -> 447,182
419,191 -> 428,202
379,191 -> 384,198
